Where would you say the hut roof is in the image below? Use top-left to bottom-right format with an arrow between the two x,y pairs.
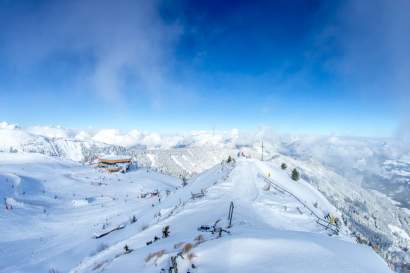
98,156 -> 131,164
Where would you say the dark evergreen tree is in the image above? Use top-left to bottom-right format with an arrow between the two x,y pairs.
162,225 -> 170,238
281,163 -> 287,170
291,168 -> 300,181
124,244 -> 130,253
181,176 -> 188,187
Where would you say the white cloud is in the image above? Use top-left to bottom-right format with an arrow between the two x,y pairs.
0,121 -> 19,130
27,126 -> 72,139
1,0 -> 183,105
92,129 -> 139,147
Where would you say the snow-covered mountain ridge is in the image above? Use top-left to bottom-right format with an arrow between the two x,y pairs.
1,122 -> 410,271
0,153 -> 392,273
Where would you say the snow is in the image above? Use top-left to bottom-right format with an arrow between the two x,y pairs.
27,125 -> 72,139
72,199 -> 90,208
0,128 -> 51,152
0,153 -> 392,273
1,122 -> 408,271
388,225 -> 410,241
147,153 -> 156,167
92,129 -> 139,147
97,155 -> 131,161
171,155 -> 184,170
195,233 -> 386,273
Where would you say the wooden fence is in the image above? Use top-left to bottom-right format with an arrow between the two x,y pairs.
258,174 -> 340,235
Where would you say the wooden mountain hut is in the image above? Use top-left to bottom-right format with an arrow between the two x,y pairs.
97,156 -> 132,173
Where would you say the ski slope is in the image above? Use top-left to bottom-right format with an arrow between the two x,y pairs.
0,153 -> 392,273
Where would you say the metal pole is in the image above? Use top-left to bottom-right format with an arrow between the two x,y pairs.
228,201 -> 234,228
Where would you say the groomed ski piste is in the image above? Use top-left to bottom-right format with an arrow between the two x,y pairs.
0,152 -> 392,273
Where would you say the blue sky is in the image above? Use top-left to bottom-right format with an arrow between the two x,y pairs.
0,0 -> 408,136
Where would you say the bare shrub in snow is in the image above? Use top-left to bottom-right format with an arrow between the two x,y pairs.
193,235 -> 205,246
90,243 -> 109,256
187,252 -> 196,262
92,259 -> 109,271
141,224 -> 149,231
226,155 -> 235,163
130,215 -> 137,224
174,242 -> 185,249
144,249 -> 165,263
182,243 -> 193,254
181,176 -> 188,187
